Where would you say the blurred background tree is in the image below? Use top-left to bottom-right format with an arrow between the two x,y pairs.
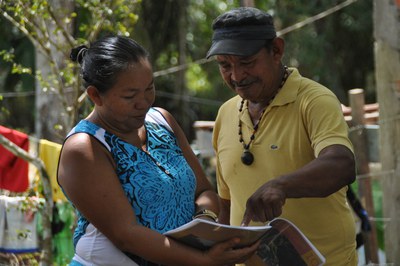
0,0 -> 141,142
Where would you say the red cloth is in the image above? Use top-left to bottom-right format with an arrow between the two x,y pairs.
0,125 -> 29,192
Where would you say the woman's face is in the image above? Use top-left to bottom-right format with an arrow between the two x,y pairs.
97,58 -> 155,132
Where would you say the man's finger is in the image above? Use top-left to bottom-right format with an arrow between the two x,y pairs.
272,203 -> 282,219
241,209 -> 252,226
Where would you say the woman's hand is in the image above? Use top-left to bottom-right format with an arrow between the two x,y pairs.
201,238 -> 260,266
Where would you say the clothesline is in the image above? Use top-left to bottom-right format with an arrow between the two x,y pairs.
0,126 -> 65,202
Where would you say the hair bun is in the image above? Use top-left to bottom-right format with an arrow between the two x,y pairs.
70,45 -> 88,64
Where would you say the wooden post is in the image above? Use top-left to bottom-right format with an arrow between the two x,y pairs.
348,88 -> 379,263
374,0 -> 400,262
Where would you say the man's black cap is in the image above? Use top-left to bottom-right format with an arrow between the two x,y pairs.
206,7 -> 276,59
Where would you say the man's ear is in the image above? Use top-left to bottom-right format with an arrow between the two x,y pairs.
86,85 -> 103,106
272,37 -> 285,61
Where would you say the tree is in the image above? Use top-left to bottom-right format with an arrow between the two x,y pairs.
135,0 -> 240,138
0,0 -> 141,142
266,0 -> 374,104
1,1 -> 375,140
0,17 -> 35,133
374,0 -> 400,263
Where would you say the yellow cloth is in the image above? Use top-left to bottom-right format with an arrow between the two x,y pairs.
37,139 -> 66,202
213,68 -> 357,265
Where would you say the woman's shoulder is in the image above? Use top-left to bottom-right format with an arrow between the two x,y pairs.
146,107 -> 174,132
64,120 -> 111,152
67,120 -> 102,136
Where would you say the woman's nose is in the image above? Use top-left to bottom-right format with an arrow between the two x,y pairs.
134,95 -> 151,110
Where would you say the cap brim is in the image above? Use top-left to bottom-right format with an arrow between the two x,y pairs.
206,39 -> 265,59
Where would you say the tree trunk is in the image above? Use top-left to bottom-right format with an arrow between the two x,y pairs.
35,0 -> 75,142
348,89 -> 379,263
373,0 -> 400,262
177,0 -> 190,134
240,0 -> 255,6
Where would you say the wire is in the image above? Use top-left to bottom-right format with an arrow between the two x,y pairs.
277,0 -> 359,36
0,90 -> 36,98
153,58 -> 212,77
156,90 -> 223,106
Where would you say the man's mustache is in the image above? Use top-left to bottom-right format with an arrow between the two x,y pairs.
231,78 -> 257,88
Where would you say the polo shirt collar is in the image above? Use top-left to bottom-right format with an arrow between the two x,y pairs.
271,67 -> 301,107
236,67 -> 301,128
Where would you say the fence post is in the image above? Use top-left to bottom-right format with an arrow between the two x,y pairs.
348,88 -> 379,263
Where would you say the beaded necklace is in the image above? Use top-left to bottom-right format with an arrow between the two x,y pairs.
238,66 -> 289,165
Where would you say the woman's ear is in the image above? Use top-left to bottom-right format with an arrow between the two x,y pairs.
86,85 -> 103,106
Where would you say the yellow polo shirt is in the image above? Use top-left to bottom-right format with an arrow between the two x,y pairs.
213,68 -> 357,265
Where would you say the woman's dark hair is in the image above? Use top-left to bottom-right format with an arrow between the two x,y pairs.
70,36 -> 150,93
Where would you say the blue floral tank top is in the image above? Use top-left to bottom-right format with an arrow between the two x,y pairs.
65,108 -> 197,248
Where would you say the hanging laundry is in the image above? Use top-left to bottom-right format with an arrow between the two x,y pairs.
36,201 -> 75,265
35,139 -> 66,202
0,195 -> 43,253
0,125 -> 29,192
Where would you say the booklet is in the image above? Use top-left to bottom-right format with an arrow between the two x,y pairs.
164,217 -> 325,266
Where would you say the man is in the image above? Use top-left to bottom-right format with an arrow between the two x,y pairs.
208,7 -> 357,265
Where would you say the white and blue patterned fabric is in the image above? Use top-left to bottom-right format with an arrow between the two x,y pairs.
63,108 -> 196,264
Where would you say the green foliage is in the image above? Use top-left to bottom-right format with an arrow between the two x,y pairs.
0,20 -> 35,133
16,196 -> 45,213
166,0 -> 239,123
74,0 -> 140,39
186,63 -> 211,93
351,180 -> 385,250
273,0 -> 374,104
0,0 -> 375,137
0,49 -> 15,63
180,0 -> 374,127
0,0 -> 142,137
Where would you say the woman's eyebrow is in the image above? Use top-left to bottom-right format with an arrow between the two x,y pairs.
124,78 -> 155,92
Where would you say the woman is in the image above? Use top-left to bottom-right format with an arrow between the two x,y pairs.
57,35 -> 258,265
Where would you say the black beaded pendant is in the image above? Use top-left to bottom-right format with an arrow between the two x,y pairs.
241,150 -> 254,165
237,66 -> 290,166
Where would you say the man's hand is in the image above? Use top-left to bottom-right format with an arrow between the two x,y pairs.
241,179 -> 286,226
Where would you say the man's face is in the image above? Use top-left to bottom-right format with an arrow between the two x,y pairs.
215,46 -> 282,103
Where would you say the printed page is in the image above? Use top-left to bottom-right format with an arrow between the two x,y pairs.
256,218 -> 326,266
164,218 -> 271,250
164,217 -> 325,266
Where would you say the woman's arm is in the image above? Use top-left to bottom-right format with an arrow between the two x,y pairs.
218,198 -> 231,225
58,132 -> 256,265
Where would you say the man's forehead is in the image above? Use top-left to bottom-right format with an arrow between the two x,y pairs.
215,50 -> 263,62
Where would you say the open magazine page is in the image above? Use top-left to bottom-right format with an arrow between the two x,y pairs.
164,218 -> 271,250
164,218 -> 325,266
256,218 -> 326,266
